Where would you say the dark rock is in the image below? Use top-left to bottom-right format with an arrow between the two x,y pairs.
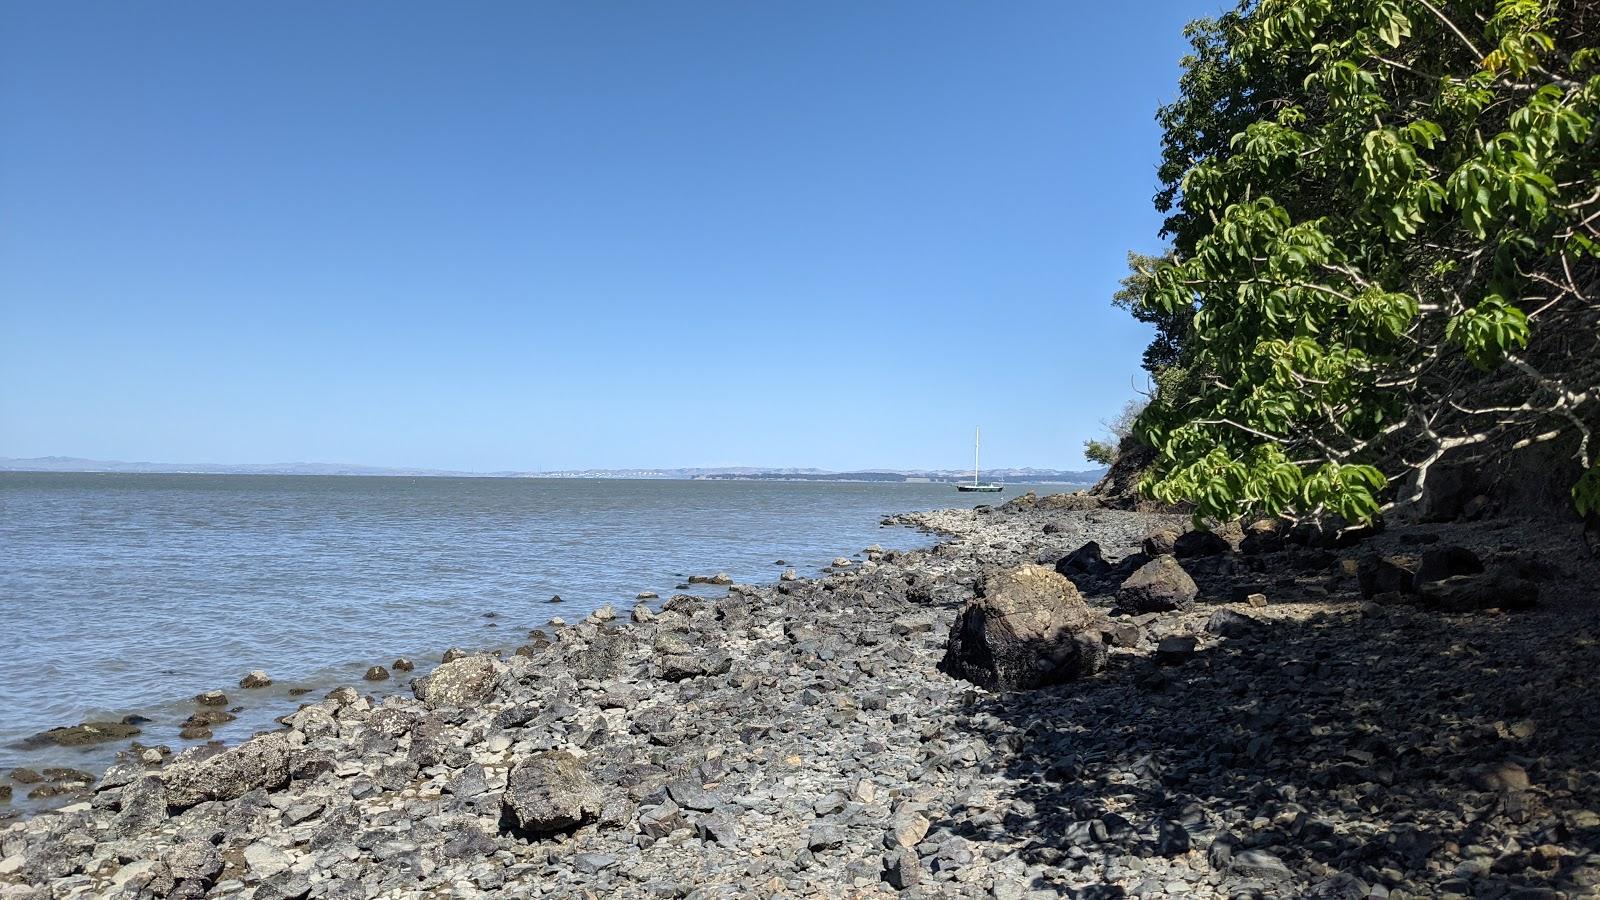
363,666 -> 390,682
940,564 -> 1108,691
239,670 -> 272,689
22,720 -> 141,749
194,690 -> 228,706
666,779 -> 719,812
392,657 -> 415,672
441,824 -> 497,859
1358,555 -> 1417,599
1418,569 -> 1539,611
695,811 -> 739,844
1415,545 -> 1484,584
500,751 -> 603,838
1205,609 -> 1257,638
1142,529 -> 1181,557
1239,519 -> 1285,554
1056,541 -> 1111,577
1231,848 -> 1293,881
1154,636 -> 1197,666
1116,556 -> 1198,613
1174,529 -> 1232,558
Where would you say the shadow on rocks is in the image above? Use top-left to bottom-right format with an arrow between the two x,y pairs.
946,592 -> 1600,898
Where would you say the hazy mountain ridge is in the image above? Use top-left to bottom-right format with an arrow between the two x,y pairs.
0,457 -> 1106,484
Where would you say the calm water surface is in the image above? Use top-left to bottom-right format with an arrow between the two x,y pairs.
0,473 -> 1050,783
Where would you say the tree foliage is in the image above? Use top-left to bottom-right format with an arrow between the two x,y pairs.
1112,251 -> 1193,374
1134,0 -> 1600,524
1083,439 -> 1119,466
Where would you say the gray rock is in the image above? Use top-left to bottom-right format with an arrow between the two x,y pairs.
695,811 -> 739,845
115,776 -> 168,831
656,648 -> 732,681
160,732 -> 291,810
573,852 -> 616,874
413,655 -> 503,709
500,751 -> 603,838
1231,848 -> 1293,881
883,847 -> 921,889
1117,556 -> 1199,613
807,823 -> 846,851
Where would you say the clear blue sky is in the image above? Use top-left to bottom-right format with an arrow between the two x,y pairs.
1,1 -> 1223,472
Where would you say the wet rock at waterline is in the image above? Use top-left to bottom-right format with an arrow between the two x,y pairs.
21,720 -> 142,749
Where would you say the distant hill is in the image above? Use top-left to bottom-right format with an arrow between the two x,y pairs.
0,457 -> 1106,484
0,457 -> 475,477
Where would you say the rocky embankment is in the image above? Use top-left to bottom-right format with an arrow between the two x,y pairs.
3,494 -> 1599,899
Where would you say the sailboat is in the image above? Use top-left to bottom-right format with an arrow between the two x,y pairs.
955,426 -> 1004,492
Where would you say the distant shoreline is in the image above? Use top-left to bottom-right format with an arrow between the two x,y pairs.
0,458 -> 1106,485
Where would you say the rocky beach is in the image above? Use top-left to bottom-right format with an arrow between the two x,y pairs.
3,492 -> 1599,899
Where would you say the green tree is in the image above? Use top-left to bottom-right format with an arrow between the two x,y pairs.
1133,0 -> 1599,524
1113,251 -> 1193,375
1083,440 -> 1118,466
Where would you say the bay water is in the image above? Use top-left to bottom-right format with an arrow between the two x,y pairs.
0,472 -> 1054,786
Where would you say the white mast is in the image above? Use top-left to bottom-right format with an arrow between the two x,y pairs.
974,426 -> 981,486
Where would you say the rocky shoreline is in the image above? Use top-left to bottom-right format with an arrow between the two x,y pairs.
3,494 -> 1598,899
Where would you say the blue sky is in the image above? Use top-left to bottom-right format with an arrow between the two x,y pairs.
1,1 -> 1223,472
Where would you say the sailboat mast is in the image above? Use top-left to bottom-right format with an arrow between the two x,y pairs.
974,426 -> 980,486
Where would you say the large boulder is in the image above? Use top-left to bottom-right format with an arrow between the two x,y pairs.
1116,556 -> 1199,613
500,751 -> 605,838
413,655 -> 504,709
939,564 -> 1108,691
159,732 -> 291,810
